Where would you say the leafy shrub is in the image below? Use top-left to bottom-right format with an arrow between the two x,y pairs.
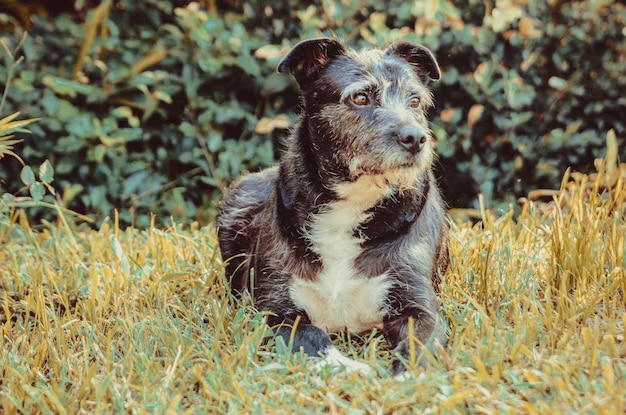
0,34 -> 63,231
1,0 -> 283,227
0,0 -> 624,226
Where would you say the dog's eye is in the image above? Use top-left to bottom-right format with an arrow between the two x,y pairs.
409,97 -> 421,109
351,93 -> 369,106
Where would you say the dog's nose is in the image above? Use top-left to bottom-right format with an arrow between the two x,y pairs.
397,129 -> 427,154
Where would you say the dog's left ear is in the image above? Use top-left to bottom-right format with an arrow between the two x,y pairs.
386,42 -> 441,83
277,38 -> 346,88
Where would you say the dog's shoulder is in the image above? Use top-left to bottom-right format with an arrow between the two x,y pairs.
217,166 -> 279,293
217,166 -> 279,246
219,167 -> 278,214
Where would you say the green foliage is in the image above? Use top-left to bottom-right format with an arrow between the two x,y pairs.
0,34 -> 64,229
2,1 -> 281,227
0,0 -> 624,225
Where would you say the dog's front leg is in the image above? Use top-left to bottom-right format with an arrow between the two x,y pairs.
268,316 -> 372,375
383,307 -> 447,376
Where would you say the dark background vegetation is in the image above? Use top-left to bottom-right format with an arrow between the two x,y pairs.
1,0 -> 624,227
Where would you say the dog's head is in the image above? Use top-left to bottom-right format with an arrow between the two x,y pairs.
278,38 -> 441,189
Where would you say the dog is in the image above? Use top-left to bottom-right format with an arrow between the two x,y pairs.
216,38 -> 449,376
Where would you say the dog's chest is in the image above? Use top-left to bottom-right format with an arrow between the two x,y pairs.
289,195 -> 393,333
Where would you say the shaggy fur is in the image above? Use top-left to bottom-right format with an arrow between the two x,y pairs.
217,38 -> 449,376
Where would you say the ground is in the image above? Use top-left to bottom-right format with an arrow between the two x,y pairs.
1,156 -> 624,414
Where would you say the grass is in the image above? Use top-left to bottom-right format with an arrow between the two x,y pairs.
1,145 -> 625,414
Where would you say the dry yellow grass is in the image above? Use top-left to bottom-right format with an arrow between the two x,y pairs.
1,135 -> 624,414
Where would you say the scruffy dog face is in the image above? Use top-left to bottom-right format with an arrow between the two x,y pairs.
279,41 -> 440,189
217,38 -> 449,377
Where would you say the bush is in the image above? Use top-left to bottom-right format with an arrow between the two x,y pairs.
0,0 -> 624,226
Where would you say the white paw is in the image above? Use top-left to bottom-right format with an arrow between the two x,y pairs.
393,370 -> 425,383
313,346 -> 373,375
393,371 -> 412,382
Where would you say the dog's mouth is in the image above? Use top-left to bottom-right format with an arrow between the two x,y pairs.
349,152 -> 427,176
348,163 -> 425,189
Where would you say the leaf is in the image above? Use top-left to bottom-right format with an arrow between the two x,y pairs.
440,0 -> 464,30
30,182 -> 45,202
252,363 -> 289,376
39,160 -> 54,183
42,76 -> 105,100
1,192 -> 16,206
112,106 -> 140,128
518,17 -> 542,39
207,131 -> 223,152
0,113 -> 39,137
62,184 -> 84,205
548,76 -> 567,90
368,12 -> 387,31
111,235 -> 131,276
494,112 -> 533,129
0,112 -> 20,126
473,62 -> 491,85
0,148 -> 24,164
131,49 -> 169,74
56,100 -> 81,122
122,171 -> 150,199
605,129 -> 618,174
20,165 -> 35,186
0,133 -> 24,163
468,104 -> 485,127
153,90 -> 172,104
42,182 -> 56,196
440,108 -> 461,124
255,114 -> 291,134
254,44 -> 285,60
42,92 -> 61,116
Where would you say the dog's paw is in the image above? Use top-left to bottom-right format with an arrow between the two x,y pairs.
313,346 -> 373,376
393,370 -> 425,383
393,371 -> 412,382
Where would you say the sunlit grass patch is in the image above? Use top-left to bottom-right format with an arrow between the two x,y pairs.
1,137 -> 625,413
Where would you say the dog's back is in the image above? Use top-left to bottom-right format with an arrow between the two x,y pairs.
217,167 -> 278,293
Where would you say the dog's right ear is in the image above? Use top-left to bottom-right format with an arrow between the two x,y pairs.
277,38 -> 346,87
386,42 -> 441,83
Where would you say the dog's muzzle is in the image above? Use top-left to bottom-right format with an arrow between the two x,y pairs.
396,127 -> 427,155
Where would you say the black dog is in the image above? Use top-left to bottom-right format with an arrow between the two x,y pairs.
217,38 -> 449,376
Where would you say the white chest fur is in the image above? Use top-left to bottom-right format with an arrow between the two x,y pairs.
289,178 -> 396,333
